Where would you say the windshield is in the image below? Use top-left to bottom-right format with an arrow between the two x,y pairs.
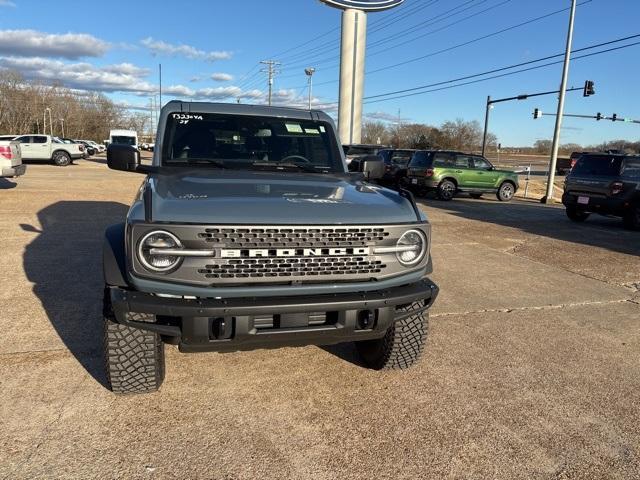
390,150 -> 414,165
162,112 -> 343,173
572,155 -> 623,177
112,135 -> 136,146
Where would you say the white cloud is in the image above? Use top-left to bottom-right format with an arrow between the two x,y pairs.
141,37 -> 231,62
0,0 -> 16,7
0,29 -> 109,59
102,62 -> 149,77
211,72 -> 233,82
189,75 -> 202,82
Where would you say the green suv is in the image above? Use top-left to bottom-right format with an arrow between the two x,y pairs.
403,150 -> 519,201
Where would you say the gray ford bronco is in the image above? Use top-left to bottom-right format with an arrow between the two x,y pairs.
103,101 -> 438,394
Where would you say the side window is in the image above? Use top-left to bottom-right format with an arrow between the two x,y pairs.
622,158 -> 640,179
455,155 -> 472,168
32,136 -> 47,144
472,156 -> 491,170
432,153 -> 454,167
16,136 -> 32,144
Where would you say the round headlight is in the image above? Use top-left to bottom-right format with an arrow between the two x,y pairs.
138,230 -> 182,272
396,229 -> 426,266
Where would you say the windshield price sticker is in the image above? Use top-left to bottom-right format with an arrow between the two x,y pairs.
285,123 -> 304,133
172,113 -> 204,125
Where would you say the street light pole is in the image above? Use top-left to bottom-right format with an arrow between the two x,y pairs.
60,118 -> 65,138
305,67 -> 316,110
481,96 -> 491,156
543,0 -> 577,204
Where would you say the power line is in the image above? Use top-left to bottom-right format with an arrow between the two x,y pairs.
363,37 -> 640,104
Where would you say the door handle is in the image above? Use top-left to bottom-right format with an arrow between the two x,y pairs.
455,170 -> 462,173
477,172 -> 484,174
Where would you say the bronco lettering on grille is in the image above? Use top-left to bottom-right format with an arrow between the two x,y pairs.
220,247 -> 370,258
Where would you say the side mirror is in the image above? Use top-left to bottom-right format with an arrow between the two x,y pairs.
361,155 -> 385,180
107,144 -> 139,172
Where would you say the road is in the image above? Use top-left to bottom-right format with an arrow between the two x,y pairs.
1,159 -> 639,479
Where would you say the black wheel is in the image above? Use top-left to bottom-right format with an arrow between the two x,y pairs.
496,181 -> 515,202
623,204 -> 640,231
566,206 -> 590,222
104,290 -> 165,394
437,179 -> 456,201
52,151 -> 71,167
470,193 -> 483,199
355,302 -> 428,370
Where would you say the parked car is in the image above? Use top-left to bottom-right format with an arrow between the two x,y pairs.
74,140 -> 96,156
86,140 -> 105,153
403,150 -> 519,201
377,148 -> 415,187
343,143 -> 388,165
12,134 -> 84,166
101,101 -> 438,394
0,135 -> 16,141
562,153 -> 640,230
0,138 -> 25,178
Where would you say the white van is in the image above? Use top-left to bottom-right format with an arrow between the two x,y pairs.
109,130 -> 138,149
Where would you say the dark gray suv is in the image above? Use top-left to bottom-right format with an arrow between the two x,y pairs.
103,101 -> 439,394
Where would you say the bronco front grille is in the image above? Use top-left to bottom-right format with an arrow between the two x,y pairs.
198,256 -> 386,279
197,227 -> 390,248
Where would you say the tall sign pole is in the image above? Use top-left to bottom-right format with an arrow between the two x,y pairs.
543,0 -> 577,204
319,0 -> 404,145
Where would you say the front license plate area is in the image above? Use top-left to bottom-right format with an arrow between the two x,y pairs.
411,178 -> 418,184
577,196 -> 589,205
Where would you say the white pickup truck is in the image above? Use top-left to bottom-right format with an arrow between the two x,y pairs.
0,139 -> 25,178
13,134 -> 84,166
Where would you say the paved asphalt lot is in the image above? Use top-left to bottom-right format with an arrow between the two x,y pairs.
1,159 -> 639,479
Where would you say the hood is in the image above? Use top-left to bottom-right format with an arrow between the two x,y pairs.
134,170 -> 420,225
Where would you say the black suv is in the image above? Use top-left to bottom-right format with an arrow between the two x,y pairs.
562,153 -> 640,230
377,149 -> 415,187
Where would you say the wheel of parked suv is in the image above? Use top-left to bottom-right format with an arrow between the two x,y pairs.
103,289 -> 165,394
52,151 -> 71,167
623,204 -> 640,231
496,181 -> 515,202
470,193 -> 483,199
355,302 -> 428,370
566,206 -> 590,223
437,179 -> 456,201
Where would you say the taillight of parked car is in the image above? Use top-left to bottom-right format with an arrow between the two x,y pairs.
0,145 -> 14,159
570,159 -> 577,169
611,181 -> 624,195
424,168 -> 434,177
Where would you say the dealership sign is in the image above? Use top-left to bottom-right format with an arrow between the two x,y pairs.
319,0 -> 404,11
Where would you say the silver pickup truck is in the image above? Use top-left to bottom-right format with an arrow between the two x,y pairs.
102,102 -> 439,394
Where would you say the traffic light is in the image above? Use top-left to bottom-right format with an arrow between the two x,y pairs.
533,108 -> 542,119
583,80 -> 595,97
596,112 -> 602,121
612,113 -> 618,122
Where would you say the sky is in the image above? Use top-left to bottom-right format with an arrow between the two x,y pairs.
0,0 -> 639,146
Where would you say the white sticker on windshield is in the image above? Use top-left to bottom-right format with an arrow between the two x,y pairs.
285,123 -> 303,133
319,126 -> 326,133
304,128 -> 320,135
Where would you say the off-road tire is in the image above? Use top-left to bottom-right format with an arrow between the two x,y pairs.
104,296 -> 165,394
355,302 -> 428,370
470,193 -> 483,199
566,206 -> 590,223
52,151 -> 71,167
496,181 -> 515,202
623,204 -> 640,231
437,179 -> 456,201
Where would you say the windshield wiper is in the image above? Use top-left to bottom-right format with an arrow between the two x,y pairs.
251,162 -> 327,174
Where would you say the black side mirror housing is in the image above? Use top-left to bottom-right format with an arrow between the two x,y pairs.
361,155 -> 385,180
107,144 -> 140,172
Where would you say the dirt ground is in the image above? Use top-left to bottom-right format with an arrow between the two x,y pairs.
1,158 -> 638,479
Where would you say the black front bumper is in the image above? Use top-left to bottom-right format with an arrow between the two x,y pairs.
108,279 -> 438,353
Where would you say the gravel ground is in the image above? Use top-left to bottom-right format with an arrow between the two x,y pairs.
1,159 -> 638,479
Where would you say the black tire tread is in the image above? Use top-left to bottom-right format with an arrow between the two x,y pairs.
104,312 -> 165,395
356,302 -> 428,370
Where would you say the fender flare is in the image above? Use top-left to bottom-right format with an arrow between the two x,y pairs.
103,223 -> 128,287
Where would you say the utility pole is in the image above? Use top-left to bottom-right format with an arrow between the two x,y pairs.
260,60 -> 281,106
59,118 -> 65,138
543,0 -> 577,204
159,63 -> 162,109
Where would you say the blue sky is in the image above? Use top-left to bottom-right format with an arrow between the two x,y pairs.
1,0 -> 638,146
